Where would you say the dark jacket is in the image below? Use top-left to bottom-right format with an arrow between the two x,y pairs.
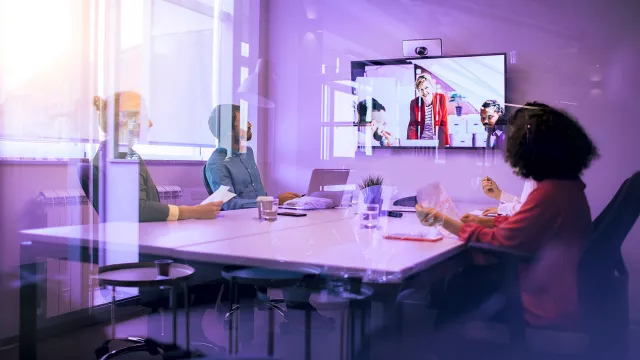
86,143 -> 170,222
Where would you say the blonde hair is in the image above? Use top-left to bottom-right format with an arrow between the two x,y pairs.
415,74 -> 436,90
93,91 -> 145,135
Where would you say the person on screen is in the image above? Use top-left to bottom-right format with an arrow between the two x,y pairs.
205,104 -> 300,210
356,98 -> 393,147
89,91 -> 223,222
407,74 -> 449,147
417,102 -> 598,327
480,100 -> 507,150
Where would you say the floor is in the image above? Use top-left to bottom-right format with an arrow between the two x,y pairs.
1,298 -> 639,360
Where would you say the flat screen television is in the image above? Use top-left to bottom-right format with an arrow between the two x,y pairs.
350,53 -> 506,149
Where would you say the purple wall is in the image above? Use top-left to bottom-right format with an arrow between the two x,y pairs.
265,0 -> 640,318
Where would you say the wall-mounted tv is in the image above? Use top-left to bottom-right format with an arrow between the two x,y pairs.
351,53 -> 506,149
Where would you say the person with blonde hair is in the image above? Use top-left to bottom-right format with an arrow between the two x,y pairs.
407,74 -> 449,147
88,91 -> 222,222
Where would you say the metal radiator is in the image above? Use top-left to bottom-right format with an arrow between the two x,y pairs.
36,186 -> 183,317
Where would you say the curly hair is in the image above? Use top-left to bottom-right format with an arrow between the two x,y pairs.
505,102 -> 599,181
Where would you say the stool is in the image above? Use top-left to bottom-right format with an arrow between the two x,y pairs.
94,261 -> 202,359
222,266 -> 313,356
323,278 -> 373,360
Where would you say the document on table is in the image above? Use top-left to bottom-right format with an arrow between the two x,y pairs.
469,209 -> 498,217
201,185 -> 237,204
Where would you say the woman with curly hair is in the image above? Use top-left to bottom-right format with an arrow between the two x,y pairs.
417,102 -> 599,326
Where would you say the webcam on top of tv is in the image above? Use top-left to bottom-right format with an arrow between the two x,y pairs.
402,39 -> 443,57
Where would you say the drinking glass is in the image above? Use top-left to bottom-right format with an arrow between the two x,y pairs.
261,197 -> 279,221
360,204 -> 380,229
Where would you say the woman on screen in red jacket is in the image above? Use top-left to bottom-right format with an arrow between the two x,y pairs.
417,102 -> 599,327
407,74 -> 449,147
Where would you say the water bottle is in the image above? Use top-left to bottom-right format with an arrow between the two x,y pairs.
126,116 -> 140,160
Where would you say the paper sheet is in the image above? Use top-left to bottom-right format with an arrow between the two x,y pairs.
201,185 -> 237,204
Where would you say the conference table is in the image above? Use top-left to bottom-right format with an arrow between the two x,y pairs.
18,206 -> 473,359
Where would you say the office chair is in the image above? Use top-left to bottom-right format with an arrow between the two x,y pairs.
464,171 -> 640,358
393,196 -> 417,207
203,165 -> 214,196
360,172 -> 640,360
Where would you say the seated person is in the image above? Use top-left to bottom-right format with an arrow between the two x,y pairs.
90,92 -> 223,221
417,102 -> 598,327
90,91 -> 225,344
356,98 -> 393,146
480,100 -> 508,150
205,104 -> 299,210
479,176 -> 537,216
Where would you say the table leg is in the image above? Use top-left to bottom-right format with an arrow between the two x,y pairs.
304,308 -> 311,360
349,306 -> 356,360
19,261 -> 38,360
339,308 -> 345,360
227,278 -> 234,355
267,305 -> 275,357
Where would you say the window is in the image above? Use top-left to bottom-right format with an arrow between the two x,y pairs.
0,0 -> 251,162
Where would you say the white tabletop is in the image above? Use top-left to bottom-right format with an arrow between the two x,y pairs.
178,215 -> 463,282
21,207 -> 465,281
21,208 -> 353,250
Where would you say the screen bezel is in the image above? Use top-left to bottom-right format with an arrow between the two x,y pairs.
350,52 -> 507,150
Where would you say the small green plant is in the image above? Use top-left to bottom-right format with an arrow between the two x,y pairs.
449,92 -> 466,106
358,175 -> 384,190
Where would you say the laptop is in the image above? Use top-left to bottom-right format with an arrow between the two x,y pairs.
280,169 -> 351,210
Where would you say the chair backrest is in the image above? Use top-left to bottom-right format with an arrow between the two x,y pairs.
77,162 -> 92,202
581,171 -> 640,274
203,164 -> 214,195
578,171 -> 639,356
393,196 -> 417,207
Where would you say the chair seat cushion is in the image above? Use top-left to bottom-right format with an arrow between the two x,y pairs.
221,266 -> 305,288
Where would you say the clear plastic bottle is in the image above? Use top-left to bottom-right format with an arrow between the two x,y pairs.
125,116 -> 140,160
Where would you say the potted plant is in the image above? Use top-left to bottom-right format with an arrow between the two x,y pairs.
449,92 -> 465,116
359,175 -> 384,209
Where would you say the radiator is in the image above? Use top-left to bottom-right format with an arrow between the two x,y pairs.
36,186 -> 183,317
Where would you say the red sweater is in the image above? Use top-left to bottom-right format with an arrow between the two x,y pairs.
407,94 -> 450,145
459,179 -> 592,326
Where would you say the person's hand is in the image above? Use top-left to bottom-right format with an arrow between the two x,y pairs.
460,213 -> 496,228
278,192 -> 301,205
460,213 -> 480,224
181,201 -> 222,220
482,207 -> 498,216
481,176 -> 502,200
415,204 -> 442,227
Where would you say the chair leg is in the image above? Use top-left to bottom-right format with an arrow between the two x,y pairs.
266,301 -> 286,316
224,304 -> 241,321
99,343 -> 149,360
